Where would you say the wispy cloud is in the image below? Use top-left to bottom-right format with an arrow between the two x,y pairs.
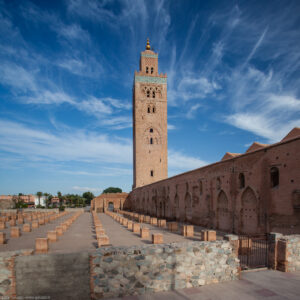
0,119 -> 132,164
168,150 -> 208,174
72,186 -> 101,193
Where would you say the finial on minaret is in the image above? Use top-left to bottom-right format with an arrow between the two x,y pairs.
146,38 -> 151,50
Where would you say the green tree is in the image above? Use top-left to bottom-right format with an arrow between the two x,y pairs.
47,194 -> 53,208
82,192 -> 94,205
36,191 -> 43,206
102,187 -> 122,194
57,191 -> 62,204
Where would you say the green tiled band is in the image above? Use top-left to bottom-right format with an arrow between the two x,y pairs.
135,75 -> 167,84
141,53 -> 158,58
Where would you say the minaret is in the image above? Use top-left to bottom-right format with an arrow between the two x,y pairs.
132,39 -> 168,189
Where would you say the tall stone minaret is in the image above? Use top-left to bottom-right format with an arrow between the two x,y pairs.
132,39 -> 168,189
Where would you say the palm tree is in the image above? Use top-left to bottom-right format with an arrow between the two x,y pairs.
43,193 -> 49,208
36,191 -> 43,206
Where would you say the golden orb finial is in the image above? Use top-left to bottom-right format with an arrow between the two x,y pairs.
146,38 -> 151,50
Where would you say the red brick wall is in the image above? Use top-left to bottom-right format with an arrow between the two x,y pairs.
126,137 -> 300,234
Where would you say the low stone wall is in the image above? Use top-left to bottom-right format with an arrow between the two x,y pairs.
90,241 -> 240,299
0,208 -> 59,213
65,207 -> 85,212
0,249 -> 33,298
277,234 -> 300,272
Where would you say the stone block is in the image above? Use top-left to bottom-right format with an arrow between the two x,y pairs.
35,238 -> 48,254
11,226 -> 21,238
47,231 -> 57,242
0,222 -> 6,229
9,219 -> 16,226
150,217 -> 158,225
96,228 -> 105,236
18,218 -> 24,224
123,218 -> 128,226
38,218 -> 45,225
127,221 -> 133,230
152,233 -> 163,244
182,225 -> 194,237
62,224 -> 68,232
144,216 -> 151,223
201,230 -> 208,241
56,226 -> 63,236
207,230 -> 216,241
140,227 -> 150,238
32,221 -> 39,229
167,222 -> 178,232
132,223 -> 140,233
98,235 -> 110,247
158,219 -> 167,227
22,223 -> 31,232
0,232 -> 6,244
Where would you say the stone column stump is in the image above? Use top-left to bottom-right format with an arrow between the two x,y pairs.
9,219 -> 16,226
0,232 -> 6,244
32,221 -> 39,229
11,226 -> 21,238
152,233 -> 163,244
140,227 -> 150,238
158,219 -> 167,228
35,238 -> 49,254
47,231 -> 57,242
22,223 -> 31,232
98,235 -> 110,247
0,222 -> 6,230
56,226 -> 63,236
150,217 -> 158,225
127,221 -> 133,230
182,225 -> 194,237
167,222 -> 178,232
132,223 -> 140,233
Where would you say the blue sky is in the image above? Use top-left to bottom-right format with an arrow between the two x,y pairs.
0,0 -> 299,195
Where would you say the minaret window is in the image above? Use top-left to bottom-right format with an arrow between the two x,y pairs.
150,170 -> 154,177
147,90 -> 150,97
150,128 -> 153,133
153,106 -> 155,113
150,137 -> 153,144
147,106 -> 150,113
151,67 -> 154,74
153,91 -> 155,98
146,67 -> 149,74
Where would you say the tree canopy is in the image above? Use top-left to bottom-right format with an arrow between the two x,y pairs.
82,191 -> 94,205
102,187 -> 122,194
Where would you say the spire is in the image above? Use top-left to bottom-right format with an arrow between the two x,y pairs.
146,38 -> 151,50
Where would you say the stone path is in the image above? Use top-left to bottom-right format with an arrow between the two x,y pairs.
98,213 -> 192,246
49,212 -> 96,253
106,270 -> 300,300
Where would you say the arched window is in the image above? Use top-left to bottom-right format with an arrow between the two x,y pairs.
147,106 -> 150,113
239,173 -> 245,189
199,180 -> 203,195
151,67 -> 154,74
216,177 -> 221,190
150,137 -> 153,144
147,90 -> 150,98
153,106 -> 155,113
150,170 -> 154,177
149,128 -> 153,133
152,91 -> 155,98
146,67 -> 149,74
270,167 -> 279,187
